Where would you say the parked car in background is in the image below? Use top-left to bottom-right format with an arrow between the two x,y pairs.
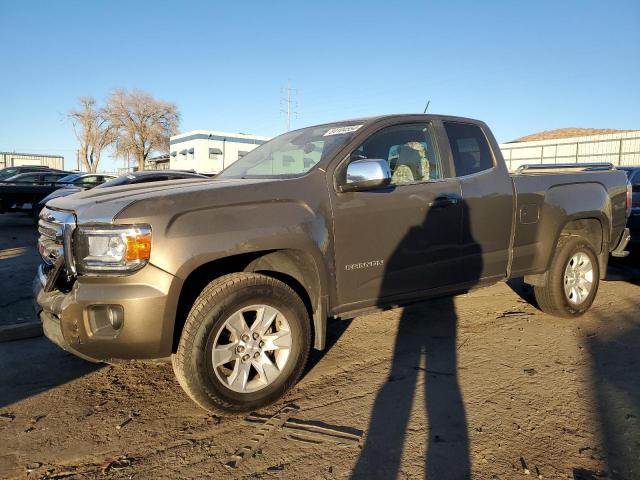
36,170 -> 208,216
0,171 -> 116,216
0,171 -> 72,214
32,173 -> 117,219
54,172 -> 117,187
0,165 -> 62,180
619,166 -> 640,244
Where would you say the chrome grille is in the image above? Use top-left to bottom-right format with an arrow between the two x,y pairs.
37,207 -> 77,273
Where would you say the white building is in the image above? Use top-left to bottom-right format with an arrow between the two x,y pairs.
499,130 -> 640,171
169,130 -> 271,174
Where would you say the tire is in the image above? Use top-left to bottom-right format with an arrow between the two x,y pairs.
534,235 -> 600,318
172,272 -> 311,413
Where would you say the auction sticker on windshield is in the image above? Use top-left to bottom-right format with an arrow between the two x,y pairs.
323,125 -> 363,136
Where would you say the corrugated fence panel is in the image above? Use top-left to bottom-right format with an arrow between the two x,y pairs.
500,131 -> 640,170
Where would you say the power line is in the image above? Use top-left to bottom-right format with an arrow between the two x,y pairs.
280,80 -> 299,131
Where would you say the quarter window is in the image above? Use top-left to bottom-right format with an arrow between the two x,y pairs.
443,122 -> 494,177
350,123 -> 443,185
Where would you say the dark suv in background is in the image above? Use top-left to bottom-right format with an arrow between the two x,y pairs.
619,166 -> 640,245
0,165 -> 62,180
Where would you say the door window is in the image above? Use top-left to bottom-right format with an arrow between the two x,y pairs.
443,122 -> 494,177
43,174 -> 64,183
350,123 -> 443,185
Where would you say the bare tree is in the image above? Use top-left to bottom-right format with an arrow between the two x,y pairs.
68,97 -> 115,173
105,89 -> 179,171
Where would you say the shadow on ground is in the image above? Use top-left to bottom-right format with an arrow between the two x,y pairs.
508,246 -> 640,479
585,298 -> 640,480
0,336 -> 101,409
303,318 -> 352,376
0,214 -> 101,409
0,213 -> 41,325
350,298 -> 471,479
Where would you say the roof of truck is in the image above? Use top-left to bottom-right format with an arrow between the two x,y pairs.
300,113 -> 484,130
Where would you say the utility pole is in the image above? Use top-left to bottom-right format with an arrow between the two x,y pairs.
280,80 -> 299,131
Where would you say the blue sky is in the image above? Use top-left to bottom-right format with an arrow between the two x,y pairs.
1,0 -> 639,172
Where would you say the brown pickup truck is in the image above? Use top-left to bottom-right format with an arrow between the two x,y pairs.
34,114 -> 632,413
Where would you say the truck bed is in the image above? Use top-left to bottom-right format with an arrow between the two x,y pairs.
509,168 -> 629,277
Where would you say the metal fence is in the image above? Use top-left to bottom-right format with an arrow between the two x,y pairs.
499,132 -> 640,171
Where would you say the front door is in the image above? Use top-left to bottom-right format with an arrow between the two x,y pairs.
332,122 -> 464,309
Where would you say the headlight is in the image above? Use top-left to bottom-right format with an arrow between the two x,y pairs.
75,224 -> 151,274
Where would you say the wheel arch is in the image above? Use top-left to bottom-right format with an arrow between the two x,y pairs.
171,249 -> 327,353
525,216 -> 609,286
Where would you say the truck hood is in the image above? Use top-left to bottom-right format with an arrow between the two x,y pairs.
47,177 -> 276,223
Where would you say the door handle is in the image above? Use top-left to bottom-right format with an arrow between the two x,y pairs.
428,196 -> 460,208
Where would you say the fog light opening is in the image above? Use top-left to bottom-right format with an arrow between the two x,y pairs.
87,305 -> 124,337
107,306 -> 124,330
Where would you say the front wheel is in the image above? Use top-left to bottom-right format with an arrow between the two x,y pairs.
172,273 -> 311,413
534,235 -> 600,318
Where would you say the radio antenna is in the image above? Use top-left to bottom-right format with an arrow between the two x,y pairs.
423,100 -> 431,113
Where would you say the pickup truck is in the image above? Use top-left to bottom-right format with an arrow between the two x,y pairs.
34,114 -> 632,413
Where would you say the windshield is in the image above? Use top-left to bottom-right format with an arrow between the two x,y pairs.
217,122 -> 365,179
0,168 -> 18,179
56,174 -> 82,183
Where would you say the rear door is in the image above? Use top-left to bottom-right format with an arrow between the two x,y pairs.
332,121 -> 464,308
441,121 -> 514,282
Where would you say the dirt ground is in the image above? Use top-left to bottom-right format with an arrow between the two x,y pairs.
0,213 -> 40,326
1,213 -> 639,479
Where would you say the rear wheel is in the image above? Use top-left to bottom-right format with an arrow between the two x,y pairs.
534,235 -> 600,318
172,273 -> 311,413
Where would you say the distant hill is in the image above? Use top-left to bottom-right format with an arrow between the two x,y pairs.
511,128 -> 634,143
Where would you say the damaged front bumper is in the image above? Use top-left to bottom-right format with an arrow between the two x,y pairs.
33,263 -> 180,363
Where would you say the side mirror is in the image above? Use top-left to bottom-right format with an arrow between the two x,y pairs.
340,159 -> 391,192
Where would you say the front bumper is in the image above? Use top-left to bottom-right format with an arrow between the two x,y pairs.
34,263 -> 180,363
